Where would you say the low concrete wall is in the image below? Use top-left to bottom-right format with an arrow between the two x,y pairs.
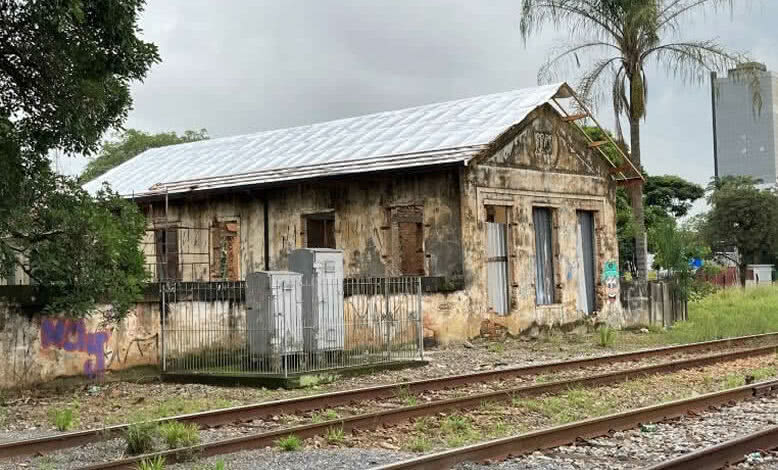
0,302 -> 160,389
620,280 -> 687,327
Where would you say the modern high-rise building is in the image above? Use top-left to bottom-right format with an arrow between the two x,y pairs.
711,62 -> 778,184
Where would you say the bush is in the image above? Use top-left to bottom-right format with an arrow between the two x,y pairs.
50,406 -> 78,431
158,421 -> 200,449
276,434 -> 302,452
688,280 -> 719,302
598,326 -> 614,348
125,422 -> 158,455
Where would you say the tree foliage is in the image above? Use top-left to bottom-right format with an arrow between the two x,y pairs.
702,176 -> 778,287
0,1 -> 159,320
81,129 -> 209,183
520,0 -> 749,281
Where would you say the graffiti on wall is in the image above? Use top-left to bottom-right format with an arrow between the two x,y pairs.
40,318 -> 112,378
602,261 -> 619,303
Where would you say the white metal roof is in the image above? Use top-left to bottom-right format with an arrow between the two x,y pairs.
84,82 -> 570,197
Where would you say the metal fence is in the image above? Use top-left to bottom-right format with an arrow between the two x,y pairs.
161,277 -> 423,377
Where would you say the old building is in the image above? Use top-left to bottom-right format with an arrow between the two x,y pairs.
86,83 -> 641,343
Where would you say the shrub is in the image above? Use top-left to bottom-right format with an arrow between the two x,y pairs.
598,326 -> 614,348
276,434 -> 302,452
137,457 -> 165,470
50,406 -> 78,431
125,422 -> 158,455
158,421 -> 200,449
325,426 -> 345,444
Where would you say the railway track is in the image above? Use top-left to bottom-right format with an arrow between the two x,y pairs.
2,332 -> 776,460
644,425 -> 778,470
368,379 -> 778,470
54,344 -> 778,469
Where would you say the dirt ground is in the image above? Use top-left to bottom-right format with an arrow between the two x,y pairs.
0,329 -> 705,433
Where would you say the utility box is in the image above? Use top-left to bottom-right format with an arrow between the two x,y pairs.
246,271 -> 304,357
289,248 -> 345,353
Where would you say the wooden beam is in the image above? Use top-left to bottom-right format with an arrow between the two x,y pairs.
588,140 -> 609,148
608,164 -> 631,174
617,177 -> 644,188
563,112 -> 589,122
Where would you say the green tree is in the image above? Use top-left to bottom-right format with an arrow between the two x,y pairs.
582,127 -> 704,274
81,129 -> 209,183
520,0 -> 749,281
650,220 -> 707,301
0,1 -> 159,320
702,176 -> 778,287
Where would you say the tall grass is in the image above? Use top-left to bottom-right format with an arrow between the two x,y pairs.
665,286 -> 778,343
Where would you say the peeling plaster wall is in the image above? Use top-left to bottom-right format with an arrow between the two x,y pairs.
266,172 -> 463,278
0,302 -> 159,389
143,194 -> 266,281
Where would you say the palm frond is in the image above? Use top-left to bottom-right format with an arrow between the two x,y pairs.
520,0 -> 624,45
644,40 -> 744,85
658,0 -> 735,32
537,41 -> 621,84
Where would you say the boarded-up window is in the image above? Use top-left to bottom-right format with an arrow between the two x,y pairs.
399,222 -> 424,275
390,205 -> 424,275
154,227 -> 180,281
306,213 -> 335,248
211,220 -> 240,281
533,207 -> 555,305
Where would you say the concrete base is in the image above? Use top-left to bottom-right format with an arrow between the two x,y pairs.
161,359 -> 428,389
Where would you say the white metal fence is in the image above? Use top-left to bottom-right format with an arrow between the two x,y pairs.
161,277 -> 424,377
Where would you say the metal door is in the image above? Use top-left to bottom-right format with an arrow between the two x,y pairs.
576,211 -> 596,314
487,222 -> 509,315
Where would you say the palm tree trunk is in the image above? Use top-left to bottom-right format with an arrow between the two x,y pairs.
628,116 -> 648,281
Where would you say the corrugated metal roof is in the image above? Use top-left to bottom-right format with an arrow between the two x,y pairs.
84,82 -> 570,197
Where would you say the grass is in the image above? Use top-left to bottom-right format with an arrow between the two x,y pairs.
109,397 -> 236,425
664,286 -> 778,343
311,409 -> 339,424
406,435 -> 433,452
37,456 -> 57,470
158,421 -> 201,449
394,385 -> 418,406
487,342 -> 505,354
440,414 -> 481,447
49,406 -> 78,431
514,386 -> 611,425
325,426 -> 346,444
125,421 -> 158,455
137,457 -> 166,470
601,286 -> 778,349
276,434 -> 302,452
194,461 -> 226,470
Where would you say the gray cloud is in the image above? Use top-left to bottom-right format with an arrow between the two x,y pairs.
64,0 -> 778,201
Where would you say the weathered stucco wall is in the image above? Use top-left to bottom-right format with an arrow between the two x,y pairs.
0,302 -> 159,389
446,104 -> 623,340
152,170 -> 463,281
266,171 -> 463,278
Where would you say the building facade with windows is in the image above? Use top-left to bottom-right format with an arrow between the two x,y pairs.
712,62 -> 778,184
85,83 -> 638,342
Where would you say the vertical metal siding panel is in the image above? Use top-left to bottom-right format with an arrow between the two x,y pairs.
487,222 -> 509,315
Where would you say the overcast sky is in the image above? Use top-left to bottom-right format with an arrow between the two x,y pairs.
57,0 -> 778,209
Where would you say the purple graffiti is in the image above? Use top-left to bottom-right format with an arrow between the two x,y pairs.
41,318 -> 111,378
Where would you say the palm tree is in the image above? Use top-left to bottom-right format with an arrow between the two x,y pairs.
520,0 -> 750,281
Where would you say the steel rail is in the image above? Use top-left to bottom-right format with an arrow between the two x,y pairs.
643,425 -> 778,470
369,380 -> 778,470
72,344 -> 778,470
1,332 -> 776,460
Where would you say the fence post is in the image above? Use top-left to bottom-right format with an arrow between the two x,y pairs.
384,277 -> 391,361
160,282 -> 167,372
417,277 -> 424,361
